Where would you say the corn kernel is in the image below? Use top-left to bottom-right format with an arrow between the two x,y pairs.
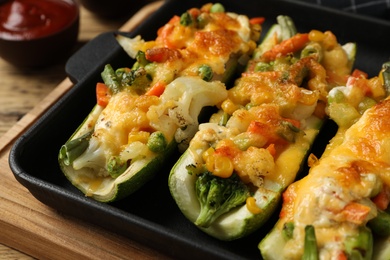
221,99 -> 240,115
212,155 -> 234,178
308,30 -> 325,42
141,41 -> 157,52
246,197 -> 262,214
203,147 -> 215,172
379,68 -> 385,86
128,131 -> 150,144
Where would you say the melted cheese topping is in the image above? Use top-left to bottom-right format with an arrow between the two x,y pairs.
94,92 -> 159,155
141,9 -> 259,86
279,97 -> 390,259
73,5 -> 261,175
189,55 -> 334,189
187,28 -> 356,226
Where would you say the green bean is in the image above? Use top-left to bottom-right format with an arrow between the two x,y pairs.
277,15 -> 297,41
59,131 -> 92,166
101,64 -> 121,94
302,225 -> 319,260
301,42 -> 323,62
382,61 -> 390,95
219,112 -> 230,126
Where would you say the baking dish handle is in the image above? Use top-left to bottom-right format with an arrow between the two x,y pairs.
65,31 -> 133,84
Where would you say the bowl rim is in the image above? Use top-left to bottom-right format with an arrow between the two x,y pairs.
0,0 -> 80,42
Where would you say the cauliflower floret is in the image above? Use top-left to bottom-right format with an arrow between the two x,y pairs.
233,146 -> 275,187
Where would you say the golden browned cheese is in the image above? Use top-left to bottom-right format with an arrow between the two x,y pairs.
94,92 -> 160,155
144,10 -> 258,85
93,7 -> 258,159
277,97 -> 390,259
336,98 -> 390,185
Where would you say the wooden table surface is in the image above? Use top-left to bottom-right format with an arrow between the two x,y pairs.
0,1 -> 168,259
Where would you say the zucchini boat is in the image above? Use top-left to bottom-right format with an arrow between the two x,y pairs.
259,63 -> 390,259
168,16 -> 356,240
58,3 -> 262,202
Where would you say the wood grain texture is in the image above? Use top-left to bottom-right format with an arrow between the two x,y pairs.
0,1 -> 168,259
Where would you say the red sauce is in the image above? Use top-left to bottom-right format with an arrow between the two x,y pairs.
0,0 -> 78,40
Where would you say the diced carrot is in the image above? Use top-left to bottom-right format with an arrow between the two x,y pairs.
157,25 -> 176,49
188,8 -> 200,18
247,120 -> 287,145
247,121 -> 273,138
96,82 -> 111,107
341,202 -> 371,225
348,75 -> 372,96
249,17 -> 265,25
372,187 -> 390,211
336,251 -> 348,260
145,47 -> 182,63
279,185 -> 297,219
157,16 -> 180,49
168,15 -> 180,25
261,33 -> 310,62
145,82 -> 166,97
266,143 -> 277,158
214,144 -> 240,160
352,68 -> 368,79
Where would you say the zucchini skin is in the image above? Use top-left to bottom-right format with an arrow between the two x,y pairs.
168,149 -> 280,241
168,119 -> 323,241
59,141 -> 177,203
259,73 -> 390,259
58,3 -> 263,202
58,104 -> 177,202
168,15 -> 350,241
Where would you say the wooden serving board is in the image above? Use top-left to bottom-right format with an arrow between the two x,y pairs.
0,2 -> 172,259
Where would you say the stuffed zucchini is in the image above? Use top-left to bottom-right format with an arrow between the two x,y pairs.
168,16 -> 356,240
259,63 -> 390,259
58,3 -> 262,202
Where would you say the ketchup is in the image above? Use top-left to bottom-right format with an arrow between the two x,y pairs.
0,0 -> 78,41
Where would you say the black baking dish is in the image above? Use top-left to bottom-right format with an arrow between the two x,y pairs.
9,0 -> 390,259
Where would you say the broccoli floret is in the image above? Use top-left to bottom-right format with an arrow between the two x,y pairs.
147,131 -> 168,153
116,67 -> 151,91
344,226 -> 373,260
186,164 -> 206,176
101,64 -> 152,93
381,61 -> 390,96
107,156 -> 127,178
194,171 -> 250,227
